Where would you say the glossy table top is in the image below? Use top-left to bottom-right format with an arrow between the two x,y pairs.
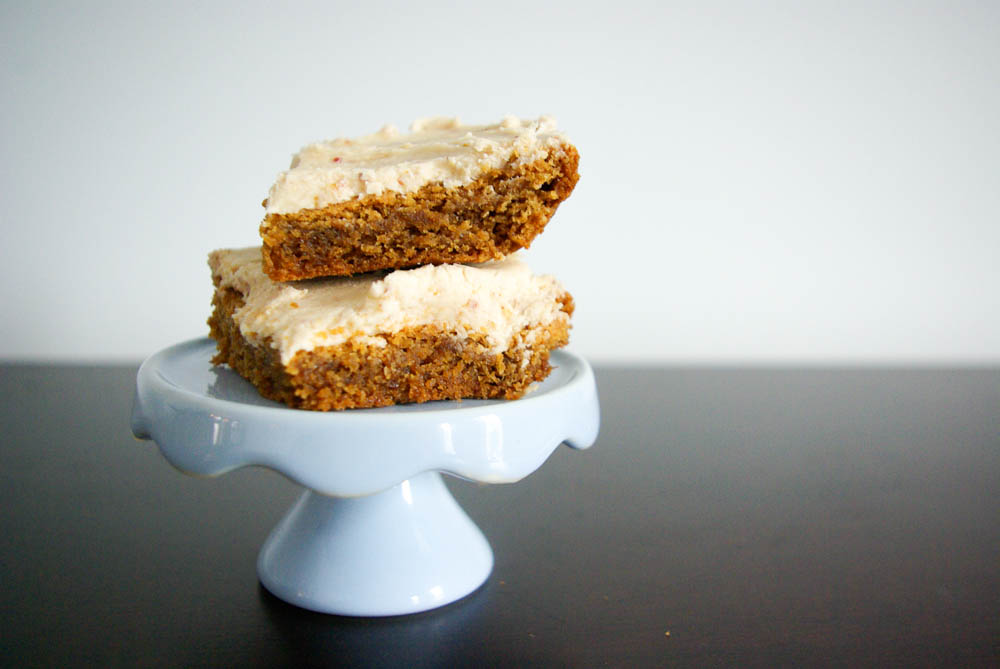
2,364 -> 998,666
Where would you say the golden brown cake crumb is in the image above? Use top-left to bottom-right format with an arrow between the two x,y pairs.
208,286 -> 573,411
259,147 -> 579,281
206,248 -> 574,411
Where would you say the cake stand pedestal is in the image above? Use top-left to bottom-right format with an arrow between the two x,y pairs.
130,338 -> 600,617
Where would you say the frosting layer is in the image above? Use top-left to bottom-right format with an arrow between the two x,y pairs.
209,247 -> 571,364
264,116 -> 569,215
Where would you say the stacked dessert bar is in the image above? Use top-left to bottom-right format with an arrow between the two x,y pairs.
208,116 -> 580,410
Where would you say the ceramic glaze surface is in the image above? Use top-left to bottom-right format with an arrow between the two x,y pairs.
131,338 -> 600,497
130,337 -> 600,616
258,473 -> 493,616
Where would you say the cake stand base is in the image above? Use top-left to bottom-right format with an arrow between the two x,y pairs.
258,471 -> 492,616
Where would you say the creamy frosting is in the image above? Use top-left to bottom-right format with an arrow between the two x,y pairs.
209,247 -> 570,364
263,116 -> 568,215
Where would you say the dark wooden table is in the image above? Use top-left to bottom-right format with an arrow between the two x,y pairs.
2,364 -> 997,666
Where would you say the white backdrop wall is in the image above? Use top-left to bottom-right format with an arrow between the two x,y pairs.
2,1 -> 998,364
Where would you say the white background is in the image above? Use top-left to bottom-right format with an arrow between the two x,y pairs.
2,1 -> 997,364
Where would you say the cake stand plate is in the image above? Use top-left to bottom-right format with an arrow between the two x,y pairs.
131,338 -> 600,617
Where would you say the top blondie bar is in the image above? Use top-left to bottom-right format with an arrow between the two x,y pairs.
259,116 -> 579,281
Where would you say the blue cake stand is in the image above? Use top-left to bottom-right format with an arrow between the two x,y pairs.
130,338 -> 600,617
